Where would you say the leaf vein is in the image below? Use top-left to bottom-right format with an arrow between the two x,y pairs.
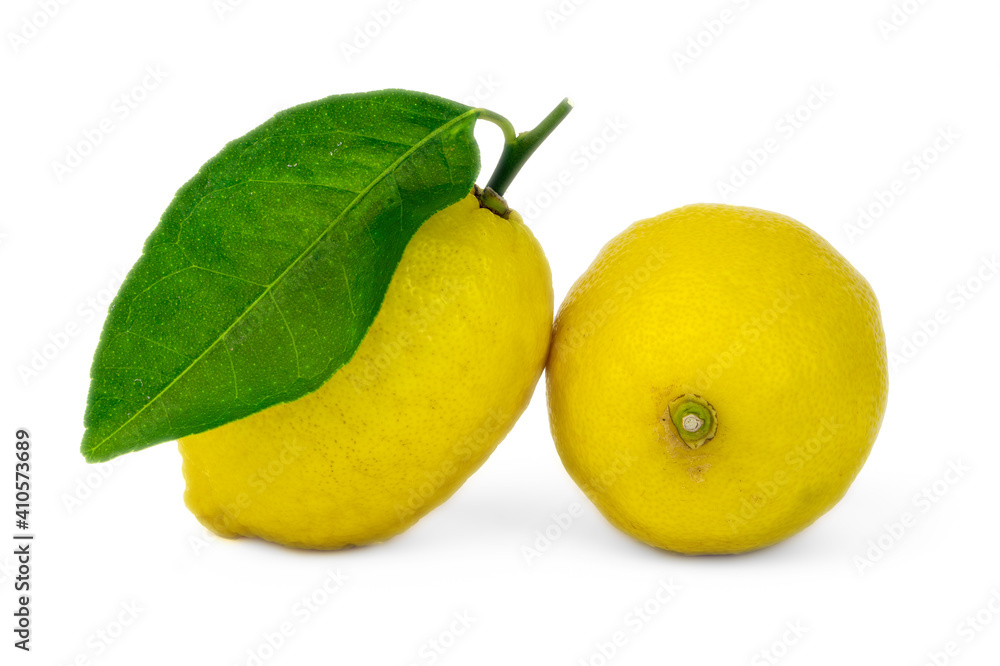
125,331 -> 192,360
340,264 -> 356,317
223,342 -> 239,402
270,292 -> 301,378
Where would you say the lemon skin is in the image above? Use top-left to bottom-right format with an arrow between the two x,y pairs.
546,204 -> 888,555
179,192 -> 552,549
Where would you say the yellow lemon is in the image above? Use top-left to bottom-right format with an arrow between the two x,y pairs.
546,204 -> 887,554
179,191 -> 552,549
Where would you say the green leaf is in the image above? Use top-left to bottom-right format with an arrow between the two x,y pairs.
81,89 -> 481,462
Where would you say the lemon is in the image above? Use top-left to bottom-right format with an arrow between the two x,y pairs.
546,204 -> 887,554
179,191 -> 552,549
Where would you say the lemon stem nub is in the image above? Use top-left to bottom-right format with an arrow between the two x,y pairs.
475,184 -> 511,219
681,414 -> 704,432
667,395 -> 718,449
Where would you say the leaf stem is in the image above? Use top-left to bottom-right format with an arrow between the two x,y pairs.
479,98 -> 574,197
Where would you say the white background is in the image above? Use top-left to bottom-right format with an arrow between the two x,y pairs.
3,0 -> 1000,664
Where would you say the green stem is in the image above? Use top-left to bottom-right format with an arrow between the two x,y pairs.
479,98 -> 574,197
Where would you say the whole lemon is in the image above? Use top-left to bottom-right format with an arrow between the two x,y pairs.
179,191 -> 552,549
547,204 -> 887,554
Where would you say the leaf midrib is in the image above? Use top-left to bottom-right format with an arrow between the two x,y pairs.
85,106 -> 480,457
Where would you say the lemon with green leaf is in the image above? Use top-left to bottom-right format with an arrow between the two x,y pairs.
180,189 -> 552,548
80,91 -> 571,548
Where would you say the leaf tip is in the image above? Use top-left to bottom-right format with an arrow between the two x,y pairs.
80,430 -> 116,464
